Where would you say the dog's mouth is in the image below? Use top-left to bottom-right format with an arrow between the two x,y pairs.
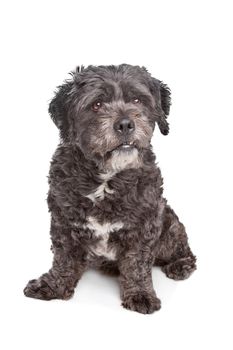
111,141 -> 136,152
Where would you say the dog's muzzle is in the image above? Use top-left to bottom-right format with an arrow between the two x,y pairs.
112,117 -> 136,151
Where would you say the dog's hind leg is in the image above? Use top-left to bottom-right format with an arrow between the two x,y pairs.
154,205 -> 197,280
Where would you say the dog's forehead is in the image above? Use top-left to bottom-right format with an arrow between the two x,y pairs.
77,66 -> 152,100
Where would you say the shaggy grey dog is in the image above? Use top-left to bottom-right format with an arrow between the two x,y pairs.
24,64 -> 196,314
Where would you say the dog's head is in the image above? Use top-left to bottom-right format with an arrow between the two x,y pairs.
49,64 -> 171,170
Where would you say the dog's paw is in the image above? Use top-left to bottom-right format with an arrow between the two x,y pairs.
24,278 -> 59,300
122,292 -> 161,314
162,256 -> 196,281
23,277 -> 74,301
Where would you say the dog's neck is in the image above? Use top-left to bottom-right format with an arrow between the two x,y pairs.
72,143 -> 156,173
59,142 -> 156,179
54,142 -> 158,200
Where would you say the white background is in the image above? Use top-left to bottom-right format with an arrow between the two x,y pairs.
0,0 -> 232,349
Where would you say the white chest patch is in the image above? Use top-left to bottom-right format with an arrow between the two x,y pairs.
85,181 -> 114,202
85,216 -> 124,260
85,171 -> 115,202
85,149 -> 141,203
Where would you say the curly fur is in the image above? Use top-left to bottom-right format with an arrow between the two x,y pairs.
24,64 -> 196,314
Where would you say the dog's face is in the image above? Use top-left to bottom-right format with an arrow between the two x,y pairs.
49,64 -> 171,168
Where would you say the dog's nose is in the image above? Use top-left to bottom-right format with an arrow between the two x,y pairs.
114,117 -> 135,135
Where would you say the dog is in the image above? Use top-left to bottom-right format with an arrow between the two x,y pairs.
24,64 -> 196,314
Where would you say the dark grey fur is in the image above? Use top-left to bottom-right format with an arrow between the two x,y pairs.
24,64 -> 196,314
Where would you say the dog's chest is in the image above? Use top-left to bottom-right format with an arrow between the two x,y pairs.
82,216 -> 124,260
85,181 -> 113,202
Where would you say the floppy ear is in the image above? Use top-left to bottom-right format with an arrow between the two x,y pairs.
48,81 -> 73,141
157,81 -> 171,135
150,78 -> 171,135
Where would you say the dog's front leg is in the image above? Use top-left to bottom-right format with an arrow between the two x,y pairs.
24,247 -> 87,301
118,249 -> 161,314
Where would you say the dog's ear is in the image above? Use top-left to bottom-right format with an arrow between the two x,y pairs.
159,82 -> 171,135
48,81 -> 73,141
151,78 -> 171,135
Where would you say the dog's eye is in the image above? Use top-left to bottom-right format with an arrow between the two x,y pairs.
132,98 -> 141,104
92,101 -> 102,112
